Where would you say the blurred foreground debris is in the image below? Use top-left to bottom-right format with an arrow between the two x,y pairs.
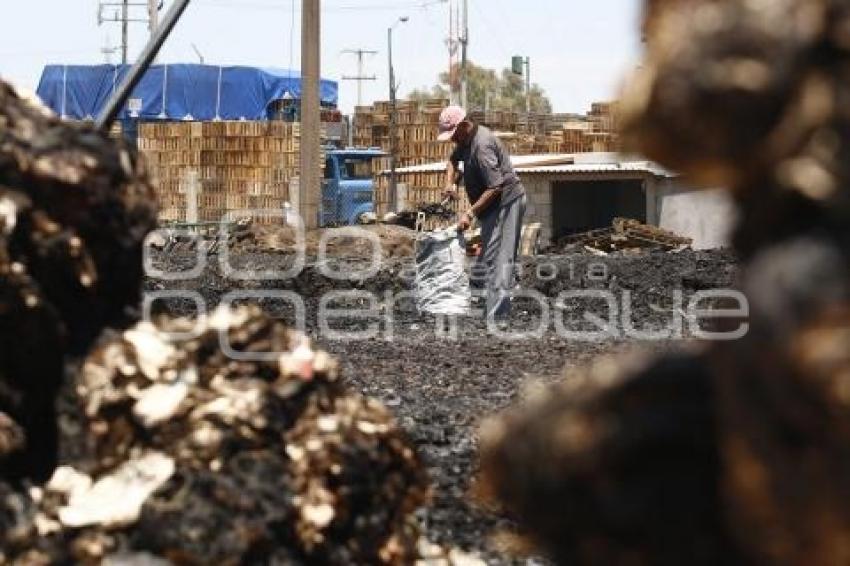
0,78 -> 477,564
1,306 -> 433,564
0,80 -> 157,481
480,0 -> 850,565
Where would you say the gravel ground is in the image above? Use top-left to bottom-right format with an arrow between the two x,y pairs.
144,247 -> 739,564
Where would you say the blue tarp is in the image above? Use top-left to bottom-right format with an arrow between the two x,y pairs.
36,64 -> 338,121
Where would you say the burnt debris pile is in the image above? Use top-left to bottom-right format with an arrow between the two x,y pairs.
7,308 -> 424,565
479,1 -> 850,565
0,80 -> 444,565
0,81 -> 157,482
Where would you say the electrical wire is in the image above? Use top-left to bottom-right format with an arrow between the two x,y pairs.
197,0 -> 445,12
468,0 -> 510,59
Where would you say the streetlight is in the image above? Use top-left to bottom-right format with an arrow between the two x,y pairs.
388,15 -> 409,212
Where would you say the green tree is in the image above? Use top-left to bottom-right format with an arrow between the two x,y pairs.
408,85 -> 450,102
407,62 -> 552,113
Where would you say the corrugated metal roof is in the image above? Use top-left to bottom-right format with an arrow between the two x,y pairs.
380,153 -> 673,178
517,161 -> 673,177
384,153 -> 575,175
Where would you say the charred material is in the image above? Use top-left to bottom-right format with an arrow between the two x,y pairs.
391,202 -> 457,231
286,395 -> 429,564
0,80 -> 156,482
1,307 -> 430,565
0,81 -> 157,352
479,353 -> 740,565
481,1 -> 850,565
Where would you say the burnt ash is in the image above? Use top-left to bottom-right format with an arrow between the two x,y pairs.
144,248 -> 739,563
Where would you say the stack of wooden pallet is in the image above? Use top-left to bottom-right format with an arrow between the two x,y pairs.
467,109 -> 520,133
368,99 -> 620,218
139,121 -> 321,223
353,98 -> 452,169
589,102 -> 619,133
553,217 -> 692,254
559,102 -> 621,153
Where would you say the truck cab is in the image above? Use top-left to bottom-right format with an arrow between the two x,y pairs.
320,148 -> 386,227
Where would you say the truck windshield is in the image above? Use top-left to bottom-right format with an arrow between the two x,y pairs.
339,157 -> 373,180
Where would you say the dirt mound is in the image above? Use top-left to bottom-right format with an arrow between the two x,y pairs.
160,222 -> 417,260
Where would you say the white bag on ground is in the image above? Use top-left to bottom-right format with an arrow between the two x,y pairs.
415,228 -> 470,316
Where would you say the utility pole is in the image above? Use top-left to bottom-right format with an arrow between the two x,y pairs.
388,16 -> 408,213
299,0 -> 321,230
524,57 -> 531,132
121,0 -> 129,63
97,1 -> 159,63
460,0 -> 468,110
101,34 -> 119,63
446,0 -> 460,105
341,49 -> 377,107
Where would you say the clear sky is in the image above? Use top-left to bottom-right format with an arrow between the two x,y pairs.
0,0 -> 642,115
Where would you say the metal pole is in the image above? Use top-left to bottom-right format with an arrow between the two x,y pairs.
299,0 -> 321,230
96,0 -> 192,132
341,49 -> 377,108
148,0 -> 159,34
525,57 -> 531,132
121,0 -> 129,64
357,50 -> 364,106
460,0 -> 468,110
389,26 -> 398,212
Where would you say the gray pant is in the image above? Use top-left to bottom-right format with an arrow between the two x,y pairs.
476,192 -> 527,319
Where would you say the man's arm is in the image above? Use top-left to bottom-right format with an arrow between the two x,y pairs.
458,186 -> 500,231
445,159 -> 462,190
470,188 -> 501,217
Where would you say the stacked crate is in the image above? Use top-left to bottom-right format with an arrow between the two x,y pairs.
562,123 -> 593,153
367,99 -> 620,217
559,102 -> 621,153
468,109 -> 520,133
354,98 -> 452,169
139,121 -> 321,223
588,102 -> 618,133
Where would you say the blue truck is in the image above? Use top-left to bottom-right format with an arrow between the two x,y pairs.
320,148 -> 387,227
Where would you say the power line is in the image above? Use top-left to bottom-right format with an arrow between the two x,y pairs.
341,49 -> 377,107
97,0 -> 160,64
469,0 -> 510,59
197,0 -> 445,11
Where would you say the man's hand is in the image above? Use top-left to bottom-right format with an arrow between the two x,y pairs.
443,185 -> 459,201
458,211 -> 473,232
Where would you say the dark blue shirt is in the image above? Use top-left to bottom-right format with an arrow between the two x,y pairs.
450,125 -> 524,214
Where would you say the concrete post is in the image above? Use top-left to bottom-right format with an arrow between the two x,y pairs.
182,169 -> 200,225
299,0 -> 321,230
